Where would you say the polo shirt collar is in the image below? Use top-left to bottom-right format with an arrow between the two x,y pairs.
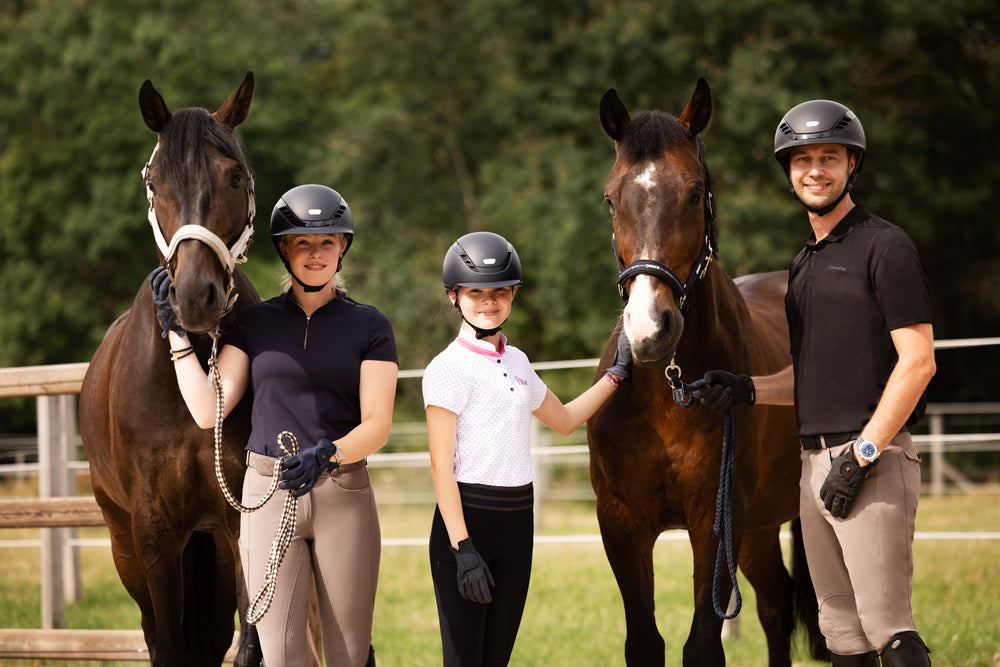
456,327 -> 507,357
809,204 -> 868,247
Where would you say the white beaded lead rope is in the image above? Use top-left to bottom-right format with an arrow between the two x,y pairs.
207,333 -> 299,623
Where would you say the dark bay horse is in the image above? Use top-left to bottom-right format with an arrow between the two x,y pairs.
80,73 -> 262,666
587,79 -> 822,666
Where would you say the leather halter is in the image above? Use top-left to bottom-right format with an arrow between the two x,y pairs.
612,149 -> 716,312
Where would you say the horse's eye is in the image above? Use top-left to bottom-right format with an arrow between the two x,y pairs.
689,192 -> 703,207
145,180 -> 157,196
604,195 -> 616,214
230,171 -> 244,189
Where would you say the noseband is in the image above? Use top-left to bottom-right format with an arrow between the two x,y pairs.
142,143 -> 256,316
614,225 -> 714,312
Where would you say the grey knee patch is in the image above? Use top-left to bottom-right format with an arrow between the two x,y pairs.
880,631 -> 931,667
819,594 -> 871,655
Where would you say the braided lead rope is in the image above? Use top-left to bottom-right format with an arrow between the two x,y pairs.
207,333 -> 299,623
666,368 -> 743,620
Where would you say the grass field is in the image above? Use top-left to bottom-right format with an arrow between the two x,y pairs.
1,480 -> 998,666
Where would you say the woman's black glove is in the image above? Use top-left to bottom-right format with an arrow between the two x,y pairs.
148,267 -> 188,339
451,538 -> 494,604
820,448 -> 877,518
693,370 -> 755,415
607,332 -> 633,380
279,438 -> 340,498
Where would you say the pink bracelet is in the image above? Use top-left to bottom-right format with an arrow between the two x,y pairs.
604,371 -> 621,388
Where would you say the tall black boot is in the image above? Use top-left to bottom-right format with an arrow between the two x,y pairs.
364,643 -> 376,667
831,651 -> 879,666
880,631 -> 931,667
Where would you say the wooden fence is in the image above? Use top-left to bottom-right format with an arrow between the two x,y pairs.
1,340 -> 998,661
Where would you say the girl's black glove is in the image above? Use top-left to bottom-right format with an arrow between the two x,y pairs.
279,439 -> 340,498
452,538 -> 494,604
693,370 -> 755,415
148,267 -> 188,339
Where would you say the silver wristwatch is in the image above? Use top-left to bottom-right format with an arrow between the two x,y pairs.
854,437 -> 879,463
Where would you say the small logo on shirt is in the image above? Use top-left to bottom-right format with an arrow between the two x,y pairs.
514,376 -> 528,386
827,265 -> 847,272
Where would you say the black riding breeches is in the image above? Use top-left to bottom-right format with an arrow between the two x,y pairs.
429,483 -> 534,667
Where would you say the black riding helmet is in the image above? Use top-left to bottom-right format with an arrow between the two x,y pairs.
442,231 -> 523,290
774,100 -> 866,216
443,231 -> 522,338
270,184 -> 354,291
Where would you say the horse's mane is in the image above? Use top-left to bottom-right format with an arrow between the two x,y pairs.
619,110 -> 718,249
157,108 -> 252,191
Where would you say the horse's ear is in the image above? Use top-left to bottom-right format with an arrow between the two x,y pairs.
213,71 -> 255,129
600,89 -> 630,142
139,80 -> 171,133
678,77 -> 712,137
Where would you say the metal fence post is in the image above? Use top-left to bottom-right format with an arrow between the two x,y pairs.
37,395 -> 67,629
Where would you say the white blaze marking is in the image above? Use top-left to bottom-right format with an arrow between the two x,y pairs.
623,275 -> 662,345
635,163 -> 657,191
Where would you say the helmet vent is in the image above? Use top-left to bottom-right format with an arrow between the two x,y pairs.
778,121 -> 794,138
833,117 -> 853,131
331,203 -> 347,222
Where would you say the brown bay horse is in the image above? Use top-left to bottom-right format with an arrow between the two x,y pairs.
80,73 -> 262,666
587,78 -> 823,666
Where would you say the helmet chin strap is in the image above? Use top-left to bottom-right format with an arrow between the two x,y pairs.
453,301 -> 505,339
287,256 -> 343,294
793,181 -> 852,217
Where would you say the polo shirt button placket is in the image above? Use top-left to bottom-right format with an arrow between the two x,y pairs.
498,358 -> 515,391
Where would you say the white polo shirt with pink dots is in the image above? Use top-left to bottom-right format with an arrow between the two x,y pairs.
422,329 -> 548,487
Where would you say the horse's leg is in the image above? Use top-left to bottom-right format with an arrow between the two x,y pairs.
94,491 -> 162,655
131,515 -> 193,666
178,530 -> 238,666
683,519 -> 729,667
738,526 -> 794,667
597,497 -> 664,666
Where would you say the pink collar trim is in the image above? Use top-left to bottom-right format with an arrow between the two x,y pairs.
456,329 -> 506,357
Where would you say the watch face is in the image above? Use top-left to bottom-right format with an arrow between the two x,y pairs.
859,440 -> 878,460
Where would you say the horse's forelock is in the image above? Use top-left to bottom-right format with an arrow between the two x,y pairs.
618,110 -> 690,163
156,108 -> 250,191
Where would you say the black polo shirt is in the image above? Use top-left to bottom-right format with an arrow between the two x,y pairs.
225,291 -> 398,457
784,204 -> 932,437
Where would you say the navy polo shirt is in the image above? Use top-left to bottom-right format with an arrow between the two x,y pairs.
784,205 -> 932,437
226,291 -> 398,457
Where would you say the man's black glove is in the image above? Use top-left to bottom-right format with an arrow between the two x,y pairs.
693,370 -> 755,415
148,267 -> 188,339
451,538 -> 494,605
820,447 -> 877,519
607,332 -> 633,381
279,438 -> 340,498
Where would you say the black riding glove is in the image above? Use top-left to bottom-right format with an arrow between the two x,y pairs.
278,438 -> 340,498
607,332 -> 633,381
820,447 -> 877,519
451,538 -> 495,605
148,267 -> 188,339
693,370 -> 755,415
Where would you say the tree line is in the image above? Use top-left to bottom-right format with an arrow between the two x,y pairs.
1,0 -> 997,428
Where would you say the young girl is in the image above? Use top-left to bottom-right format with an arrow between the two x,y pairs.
153,184 -> 397,667
422,231 -> 631,665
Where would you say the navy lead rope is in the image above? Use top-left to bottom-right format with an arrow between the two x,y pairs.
669,374 -> 743,620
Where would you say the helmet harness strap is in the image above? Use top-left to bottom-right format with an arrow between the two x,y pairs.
452,297 -> 506,339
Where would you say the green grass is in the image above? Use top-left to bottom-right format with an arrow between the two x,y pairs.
1,486 -> 998,666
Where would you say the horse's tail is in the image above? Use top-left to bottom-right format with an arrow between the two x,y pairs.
791,517 -> 829,661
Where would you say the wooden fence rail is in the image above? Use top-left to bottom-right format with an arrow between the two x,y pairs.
0,629 -> 240,662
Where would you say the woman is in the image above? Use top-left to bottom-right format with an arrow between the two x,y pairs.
422,231 -> 631,666
152,184 -> 397,667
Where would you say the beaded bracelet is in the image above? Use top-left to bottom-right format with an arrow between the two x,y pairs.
604,371 -> 621,388
170,345 -> 195,362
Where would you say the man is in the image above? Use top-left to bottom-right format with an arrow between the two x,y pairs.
695,100 -> 936,666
